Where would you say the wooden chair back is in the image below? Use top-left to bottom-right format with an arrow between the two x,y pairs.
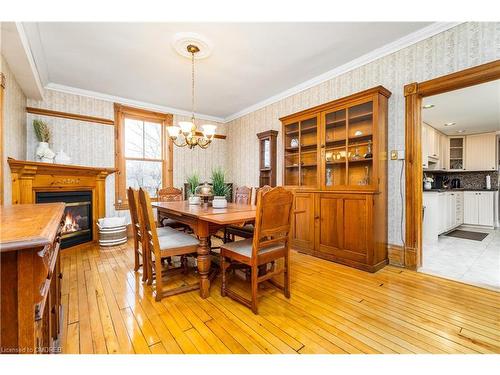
127,187 -> 142,241
251,186 -> 293,261
234,185 -> 252,205
253,185 -> 271,205
158,187 -> 183,202
138,188 -> 161,265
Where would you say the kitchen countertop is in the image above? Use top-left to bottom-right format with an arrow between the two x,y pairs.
423,188 -> 498,193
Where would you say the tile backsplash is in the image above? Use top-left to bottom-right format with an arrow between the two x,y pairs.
425,171 -> 499,190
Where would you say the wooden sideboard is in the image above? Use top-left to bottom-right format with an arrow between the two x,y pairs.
0,203 -> 65,354
280,86 -> 391,272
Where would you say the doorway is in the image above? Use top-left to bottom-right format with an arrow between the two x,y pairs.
403,60 -> 500,287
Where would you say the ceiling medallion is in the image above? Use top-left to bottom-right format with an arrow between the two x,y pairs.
172,32 -> 213,59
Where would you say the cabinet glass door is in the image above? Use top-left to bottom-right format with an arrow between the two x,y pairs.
347,101 -> 373,187
284,117 -> 318,187
449,137 -> 464,170
299,117 -> 318,186
284,122 -> 300,186
324,109 -> 346,187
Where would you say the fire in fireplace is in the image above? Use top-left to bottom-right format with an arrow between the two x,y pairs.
36,191 -> 93,248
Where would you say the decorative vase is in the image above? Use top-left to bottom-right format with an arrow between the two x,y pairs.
424,181 -> 432,190
188,196 -> 201,205
212,196 -> 228,208
54,149 -> 72,165
290,138 -> 299,148
36,142 -> 55,163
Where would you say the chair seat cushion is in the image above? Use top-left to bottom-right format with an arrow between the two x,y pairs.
159,232 -> 199,250
221,238 -> 284,258
157,226 -> 180,237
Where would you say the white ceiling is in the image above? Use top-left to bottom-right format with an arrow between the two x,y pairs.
22,22 -> 434,120
422,80 -> 500,136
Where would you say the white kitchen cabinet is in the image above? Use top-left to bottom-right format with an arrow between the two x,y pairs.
440,133 -> 449,170
449,137 -> 465,171
465,132 -> 497,171
423,191 -> 465,244
422,124 -> 428,169
463,191 -> 495,227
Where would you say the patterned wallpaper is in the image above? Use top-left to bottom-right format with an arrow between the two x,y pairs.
26,89 -> 118,215
1,54 -> 27,204
25,90 -> 226,219
225,22 -> 500,245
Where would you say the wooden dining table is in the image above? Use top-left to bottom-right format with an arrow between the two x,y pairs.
152,201 -> 256,299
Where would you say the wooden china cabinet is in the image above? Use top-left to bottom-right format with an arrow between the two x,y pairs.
281,86 -> 391,272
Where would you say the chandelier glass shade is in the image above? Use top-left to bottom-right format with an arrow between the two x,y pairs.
167,44 -> 216,149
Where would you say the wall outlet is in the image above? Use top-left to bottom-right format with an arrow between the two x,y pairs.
390,150 -> 405,160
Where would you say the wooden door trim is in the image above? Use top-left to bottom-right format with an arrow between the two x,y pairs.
404,59 -> 500,270
0,73 -> 5,205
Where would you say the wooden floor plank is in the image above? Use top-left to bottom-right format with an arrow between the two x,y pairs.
59,242 -> 500,354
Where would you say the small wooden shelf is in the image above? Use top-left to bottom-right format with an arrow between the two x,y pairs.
348,158 -> 373,163
285,126 -> 317,136
326,139 -> 347,145
348,112 -> 373,123
285,163 -> 317,169
326,119 -> 346,127
326,160 -> 347,165
348,134 -> 373,142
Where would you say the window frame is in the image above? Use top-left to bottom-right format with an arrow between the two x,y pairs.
114,103 -> 173,210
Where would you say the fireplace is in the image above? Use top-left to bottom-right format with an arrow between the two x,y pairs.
36,191 -> 93,248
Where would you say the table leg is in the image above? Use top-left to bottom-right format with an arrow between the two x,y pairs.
197,222 -> 211,298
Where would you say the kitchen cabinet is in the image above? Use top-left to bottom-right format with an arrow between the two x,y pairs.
465,132 -> 497,171
464,191 -> 495,226
440,134 -> 449,170
449,137 -> 465,170
423,191 -> 464,244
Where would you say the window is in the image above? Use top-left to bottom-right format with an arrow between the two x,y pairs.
114,104 -> 173,209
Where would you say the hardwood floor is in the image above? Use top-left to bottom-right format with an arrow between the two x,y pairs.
60,240 -> 500,354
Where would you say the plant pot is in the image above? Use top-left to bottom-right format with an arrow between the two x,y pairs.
212,196 -> 228,208
188,196 -> 201,205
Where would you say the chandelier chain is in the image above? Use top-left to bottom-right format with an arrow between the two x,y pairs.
191,50 -> 195,121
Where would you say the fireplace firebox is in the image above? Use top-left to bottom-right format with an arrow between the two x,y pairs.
36,191 -> 93,248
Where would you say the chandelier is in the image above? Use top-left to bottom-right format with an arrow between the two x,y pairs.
167,44 -> 216,149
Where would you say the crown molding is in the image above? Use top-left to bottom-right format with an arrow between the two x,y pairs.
45,83 -> 225,123
223,22 -> 463,123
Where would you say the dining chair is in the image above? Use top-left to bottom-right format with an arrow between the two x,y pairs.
127,187 -> 180,282
220,186 -> 293,314
138,188 -> 200,301
224,185 -> 270,242
157,187 -> 190,231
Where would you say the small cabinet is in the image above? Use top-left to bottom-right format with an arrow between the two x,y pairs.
465,132 -> 497,171
464,191 -> 495,226
316,193 -> 373,265
449,137 -> 465,170
290,192 -> 315,253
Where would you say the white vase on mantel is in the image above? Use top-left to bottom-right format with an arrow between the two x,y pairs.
36,142 -> 55,163
54,149 -> 72,165
212,196 -> 228,208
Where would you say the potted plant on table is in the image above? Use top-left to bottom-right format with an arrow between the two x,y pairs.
211,167 -> 230,208
33,119 -> 55,163
186,171 -> 201,205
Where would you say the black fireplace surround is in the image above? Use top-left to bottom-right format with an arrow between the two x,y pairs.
36,191 -> 93,248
